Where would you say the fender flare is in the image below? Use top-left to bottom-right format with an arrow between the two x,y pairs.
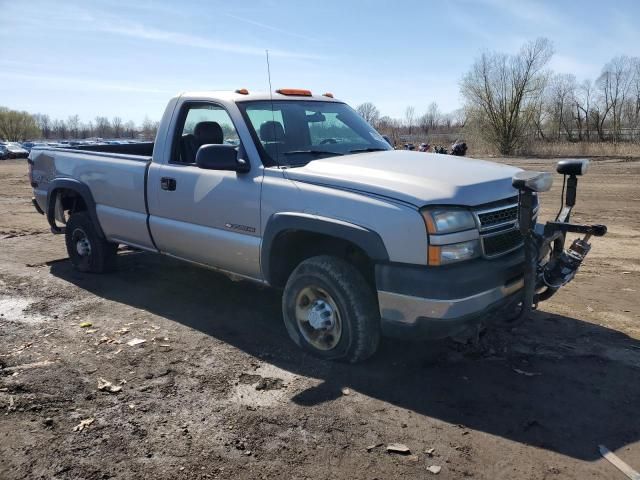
261,212 -> 389,284
46,178 -> 104,237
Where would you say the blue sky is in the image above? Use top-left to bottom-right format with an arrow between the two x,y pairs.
1,0 -> 638,124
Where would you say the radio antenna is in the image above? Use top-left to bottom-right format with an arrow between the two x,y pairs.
265,49 -> 281,168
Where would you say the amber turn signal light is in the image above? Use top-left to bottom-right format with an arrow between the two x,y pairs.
428,245 -> 441,266
276,88 -> 312,96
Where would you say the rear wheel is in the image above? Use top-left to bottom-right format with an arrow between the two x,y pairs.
65,212 -> 118,273
282,255 -> 380,363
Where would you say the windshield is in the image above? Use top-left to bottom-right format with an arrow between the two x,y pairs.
238,100 -> 391,167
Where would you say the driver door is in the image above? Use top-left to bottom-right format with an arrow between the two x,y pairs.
147,102 -> 263,279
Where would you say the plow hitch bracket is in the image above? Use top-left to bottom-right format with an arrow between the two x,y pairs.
509,159 -> 607,320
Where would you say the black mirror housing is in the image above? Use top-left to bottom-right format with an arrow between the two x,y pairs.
196,144 -> 249,172
557,159 -> 589,176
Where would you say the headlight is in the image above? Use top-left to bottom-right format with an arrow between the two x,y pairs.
428,239 -> 481,266
421,208 -> 476,234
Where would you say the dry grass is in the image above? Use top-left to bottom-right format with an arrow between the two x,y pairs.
519,141 -> 640,158
464,137 -> 640,159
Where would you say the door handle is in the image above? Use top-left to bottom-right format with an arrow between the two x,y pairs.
160,177 -> 176,191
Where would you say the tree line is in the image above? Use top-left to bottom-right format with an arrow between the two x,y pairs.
356,101 -> 466,146
359,38 -> 640,154
0,108 -> 160,142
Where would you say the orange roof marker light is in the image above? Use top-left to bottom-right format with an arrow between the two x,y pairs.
276,88 -> 312,96
235,88 -> 249,95
322,92 -> 334,98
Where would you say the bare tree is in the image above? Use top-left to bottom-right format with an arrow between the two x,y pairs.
141,117 -> 160,140
627,57 -> 640,138
597,56 -> 634,141
94,116 -> 111,138
112,116 -> 123,138
575,79 -> 595,140
425,102 -> 440,131
404,106 -> 415,135
34,113 -> 51,139
461,37 -> 553,154
52,119 -> 68,139
356,102 -> 380,126
547,73 -> 577,140
124,120 -> 136,139
67,115 -> 80,139
377,116 -> 401,146
79,122 -> 92,139
450,108 -> 467,128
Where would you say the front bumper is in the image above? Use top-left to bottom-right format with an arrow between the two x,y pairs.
376,250 -> 525,340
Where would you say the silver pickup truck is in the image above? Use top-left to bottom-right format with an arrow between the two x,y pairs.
29,89 -> 606,362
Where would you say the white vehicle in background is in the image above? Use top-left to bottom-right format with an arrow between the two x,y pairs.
1,142 -> 29,158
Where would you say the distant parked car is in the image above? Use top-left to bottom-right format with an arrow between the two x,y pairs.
20,141 -> 49,153
0,145 -> 9,160
4,143 -> 29,158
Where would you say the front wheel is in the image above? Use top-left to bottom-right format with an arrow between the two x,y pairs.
65,212 -> 118,273
282,255 -> 380,363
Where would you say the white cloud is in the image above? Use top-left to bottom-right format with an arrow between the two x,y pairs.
96,22 -> 324,60
222,13 -> 319,42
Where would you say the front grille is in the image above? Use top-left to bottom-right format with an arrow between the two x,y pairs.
482,229 -> 523,257
473,196 -> 530,258
477,205 -> 519,229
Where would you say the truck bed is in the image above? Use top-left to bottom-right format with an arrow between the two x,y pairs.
74,142 -> 154,157
30,146 -> 155,250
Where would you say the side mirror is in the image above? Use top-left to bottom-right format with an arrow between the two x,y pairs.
196,144 -> 249,172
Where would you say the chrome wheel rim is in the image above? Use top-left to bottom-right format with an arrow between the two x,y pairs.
294,286 -> 342,351
73,228 -> 92,257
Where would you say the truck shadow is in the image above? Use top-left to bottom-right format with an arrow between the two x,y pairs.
49,251 -> 640,462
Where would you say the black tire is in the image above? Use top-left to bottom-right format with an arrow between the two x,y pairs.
282,255 -> 380,363
65,212 -> 118,273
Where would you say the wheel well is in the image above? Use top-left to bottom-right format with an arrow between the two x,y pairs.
268,230 -> 375,289
56,188 -> 88,214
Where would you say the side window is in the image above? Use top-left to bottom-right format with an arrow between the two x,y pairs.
173,104 -> 240,164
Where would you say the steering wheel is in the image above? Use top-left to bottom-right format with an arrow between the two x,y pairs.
319,138 -> 337,145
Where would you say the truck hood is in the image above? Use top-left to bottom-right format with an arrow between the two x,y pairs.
284,150 -> 521,207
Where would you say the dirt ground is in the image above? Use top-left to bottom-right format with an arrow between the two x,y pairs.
0,157 -> 638,480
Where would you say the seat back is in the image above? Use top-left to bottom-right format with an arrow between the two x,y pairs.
180,121 -> 224,163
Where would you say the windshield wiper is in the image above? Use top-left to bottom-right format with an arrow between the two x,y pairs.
284,150 -> 344,156
348,147 -> 388,154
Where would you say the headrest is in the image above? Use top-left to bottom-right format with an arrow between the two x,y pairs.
259,121 -> 285,142
194,121 -> 223,144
